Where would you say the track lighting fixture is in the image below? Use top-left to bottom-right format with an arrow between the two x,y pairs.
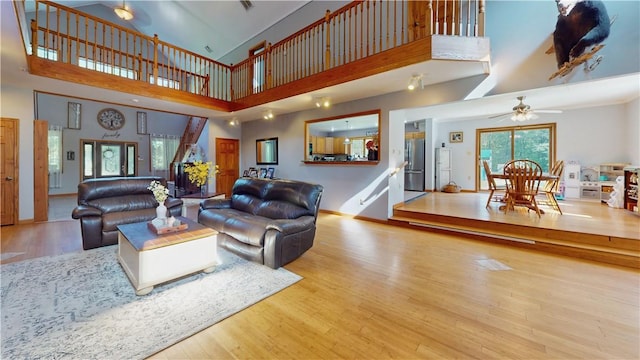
407,74 -> 423,91
263,111 -> 274,120
314,97 -> 331,108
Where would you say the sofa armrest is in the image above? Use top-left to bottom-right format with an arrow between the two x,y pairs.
266,216 -> 315,235
165,197 -> 183,210
71,205 -> 102,219
201,198 -> 232,210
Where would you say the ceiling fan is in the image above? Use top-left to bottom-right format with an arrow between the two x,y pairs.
490,96 -> 562,121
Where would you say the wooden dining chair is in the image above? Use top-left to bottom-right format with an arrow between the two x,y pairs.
540,160 -> 564,214
503,159 -> 543,217
482,160 -> 505,208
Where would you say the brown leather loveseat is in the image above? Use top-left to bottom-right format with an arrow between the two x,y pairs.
198,177 -> 323,269
72,176 -> 183,250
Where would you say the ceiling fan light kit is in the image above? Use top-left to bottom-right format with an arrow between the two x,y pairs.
490,96 -> 562,122
114,0 -> 133,21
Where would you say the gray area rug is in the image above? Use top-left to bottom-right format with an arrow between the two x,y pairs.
1,246 -> 302,359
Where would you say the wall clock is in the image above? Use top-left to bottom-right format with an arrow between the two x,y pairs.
97,108 -> 125,130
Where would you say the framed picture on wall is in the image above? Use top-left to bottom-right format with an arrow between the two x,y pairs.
449,131 -> 463,143
67,102 -> 81,129
136,111 -> 148,134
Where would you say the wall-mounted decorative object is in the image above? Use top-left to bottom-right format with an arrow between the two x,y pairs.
449,131 -> 463,143
66,151 -> 75,160
97,108 -> 125,130
67,102 -> 81,129
136,111 -> 148,134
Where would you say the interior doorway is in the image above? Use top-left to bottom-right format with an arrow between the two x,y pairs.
404,120 -> 426,202
215,138 -> 239,197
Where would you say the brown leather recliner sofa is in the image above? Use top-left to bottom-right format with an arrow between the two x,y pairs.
71,176 -> 183,250
198,177 -> 323,269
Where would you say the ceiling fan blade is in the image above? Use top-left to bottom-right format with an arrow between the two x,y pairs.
534,109 -> 563,114
488,112 -> 511,119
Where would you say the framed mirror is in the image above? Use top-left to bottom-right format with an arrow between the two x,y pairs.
304,109 -> 380,164
256,137 -> 278,165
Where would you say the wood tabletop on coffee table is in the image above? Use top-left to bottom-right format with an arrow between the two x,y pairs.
117,216 -> 217,252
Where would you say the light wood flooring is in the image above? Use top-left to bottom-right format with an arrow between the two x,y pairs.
1,197 -> 639,358
394,191 -> 640,240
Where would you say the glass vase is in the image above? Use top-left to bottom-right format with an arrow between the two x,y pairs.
200,184 -> 207,196
156,201 -> 167,221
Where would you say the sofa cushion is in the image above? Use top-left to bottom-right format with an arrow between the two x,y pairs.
254,200 -> 310,219
101,208 -> 156,232
86,194 -> 158,214
264,181 -> 322,214
199,208 -> 269,246
230,194 -> 264,214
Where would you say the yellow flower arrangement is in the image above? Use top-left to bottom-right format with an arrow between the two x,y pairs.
184,160 -> 219,187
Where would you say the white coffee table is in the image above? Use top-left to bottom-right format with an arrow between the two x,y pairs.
117,216 -> 218,295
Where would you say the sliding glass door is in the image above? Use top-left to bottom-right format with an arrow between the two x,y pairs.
478,123 -> 556,190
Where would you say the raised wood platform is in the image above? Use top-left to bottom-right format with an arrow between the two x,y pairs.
391,192 -> 640,269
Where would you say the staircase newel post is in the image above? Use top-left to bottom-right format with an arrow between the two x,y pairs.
324,9 -> 331,70
152,34 -> 159,85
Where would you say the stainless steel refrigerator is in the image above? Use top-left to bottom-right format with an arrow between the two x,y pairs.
404,137 -> 425,191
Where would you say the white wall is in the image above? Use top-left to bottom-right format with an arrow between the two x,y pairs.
35,93 -> 189,195
433,103 -> 635,191
240,75 -> 500,219
625,98 -> 640,165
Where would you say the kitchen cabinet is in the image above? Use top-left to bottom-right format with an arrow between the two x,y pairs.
325,137 -> 334,153
316,137 -> 326,154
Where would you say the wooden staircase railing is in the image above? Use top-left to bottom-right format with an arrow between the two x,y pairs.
169,116 -> 208,181
26,0 -> 486,108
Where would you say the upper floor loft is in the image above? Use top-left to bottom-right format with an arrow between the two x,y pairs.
17,0 -> 491,115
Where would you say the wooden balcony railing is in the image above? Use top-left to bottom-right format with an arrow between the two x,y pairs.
30,0 -> 231,101
232,0 -> 486,100
26,0 -> 485,109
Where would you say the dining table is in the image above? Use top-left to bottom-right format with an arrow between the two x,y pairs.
489,173 -> 560,214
